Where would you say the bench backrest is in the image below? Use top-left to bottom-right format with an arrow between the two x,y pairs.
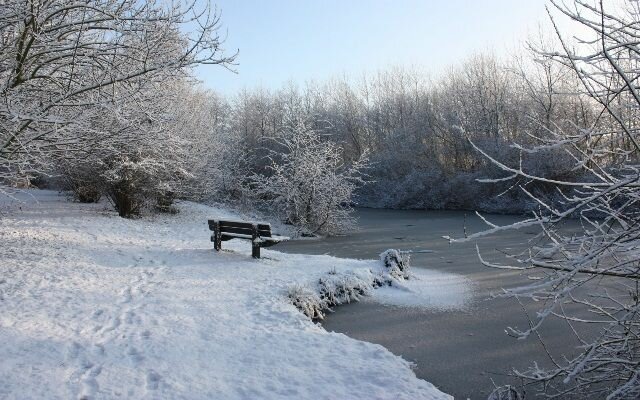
208,219 -> 272,237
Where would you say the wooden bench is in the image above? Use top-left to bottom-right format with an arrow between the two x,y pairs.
208,219 -> 289,258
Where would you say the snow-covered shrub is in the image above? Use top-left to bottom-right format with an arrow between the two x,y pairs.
380,249 -> 411,280
63,168 -> 102,204
96,141 -> 192,218
56,78 -> 234,217
154,188 -> 178,214
288,271 -> 377,321
101,155 -> 157,218
288,272 -> 380,321
289,249 -> 411,320
59,152 -> 184,217
287,285 -> 325,321
251,118 -> 368,236
487,386 -> 522,400
73,186 -> 102,204
317,273 -> 374,307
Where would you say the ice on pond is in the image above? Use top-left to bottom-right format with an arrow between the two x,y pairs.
369,268 -> 473,310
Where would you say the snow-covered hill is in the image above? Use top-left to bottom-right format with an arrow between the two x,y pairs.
0,190 -> 450,400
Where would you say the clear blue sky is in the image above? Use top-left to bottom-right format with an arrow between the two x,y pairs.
197,0 -> 554,95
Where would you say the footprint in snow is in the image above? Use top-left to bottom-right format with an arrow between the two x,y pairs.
127,346 -> 144,365
78,363 -> 102,400
122,310 -> 135,325
146,370 -> 161,390
91,309 -> 104,320
119,287 -> 132,304
66,341 -> 82,361
99,315 -> 121,334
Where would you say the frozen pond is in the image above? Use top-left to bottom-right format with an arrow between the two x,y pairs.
277,209 -> 589,399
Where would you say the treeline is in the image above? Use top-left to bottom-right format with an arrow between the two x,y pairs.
1,1 -> 623,235
197,51 -> 603,214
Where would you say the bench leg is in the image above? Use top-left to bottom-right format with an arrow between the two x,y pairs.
251,225 -> 261,259
213,232 -> 221,251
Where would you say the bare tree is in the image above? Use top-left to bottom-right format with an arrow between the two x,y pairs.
251,114 -> 368,236
457,1 -> 640,398
172,85 -> 249,202
0,0 -> 236,187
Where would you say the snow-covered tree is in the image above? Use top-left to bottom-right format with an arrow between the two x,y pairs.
60,80 -> 197,216
251,117 -> 368,236
171,85 -> 249,202
0,0 -> 235,189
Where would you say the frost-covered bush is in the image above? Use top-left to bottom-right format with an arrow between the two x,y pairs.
288,285 -> 326,321
154,186 -> 178,214
55,85 -> 195,218
380,249 -> 411,280
89,146 -> 191,218
72,185 -> 102,204
101,155 -> 159,218
288,271 -> 377,321
289,249 -> 412,320
63,168 -> 102,204
60,153 -> 183,217
251,118 -> 367,236
487,386 -> 522,400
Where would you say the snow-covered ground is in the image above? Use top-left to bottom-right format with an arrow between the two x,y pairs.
0,190 -> 450,400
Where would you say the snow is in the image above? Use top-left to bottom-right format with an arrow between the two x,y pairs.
369,269 -> 473,310
0,189 -> 451,400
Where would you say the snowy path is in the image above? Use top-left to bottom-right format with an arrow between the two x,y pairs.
0,190 -> 450,400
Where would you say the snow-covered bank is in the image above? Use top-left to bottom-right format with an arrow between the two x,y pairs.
0,190 -> 450,400
288,249 -> 415,320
